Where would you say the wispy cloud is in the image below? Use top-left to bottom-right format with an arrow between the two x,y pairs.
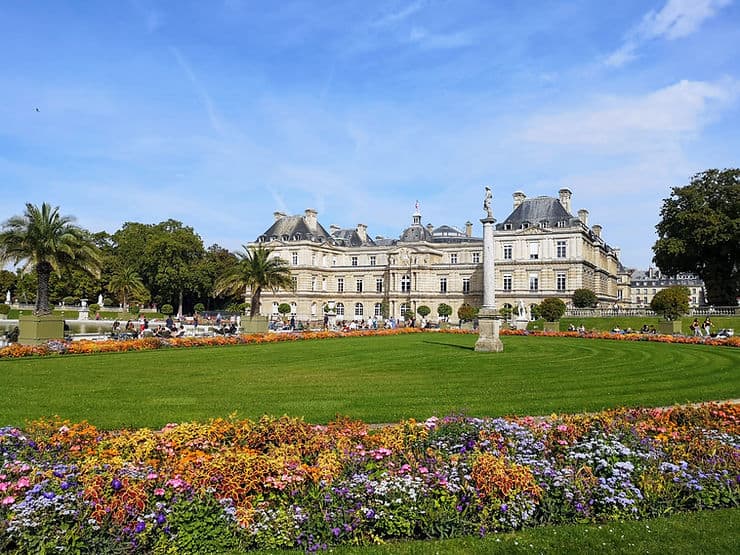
604,0 -> 732,67
372,1 -> 426,27
407,26 -> 474,49
521,78 -> 739,149
168,46 -> 224,133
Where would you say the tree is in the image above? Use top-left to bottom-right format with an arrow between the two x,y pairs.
538,298 -> 567,322
0,203 -> 101,315
572,288 -> 598,308
416,305 -> 431,318
437,303 -> 452,321
160,304 -> 174,316
653,169 -> 740,305
650,286 -> 690,321
457,303 -> 478,322
108,266 -> 149,312
278,303 -> 292,318
214,244 -> 293,318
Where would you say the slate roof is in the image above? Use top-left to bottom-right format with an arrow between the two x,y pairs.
259,216 -> 333,243
496,197 -> 574,230
331,229 -> 377,247
400,223 -> 433,243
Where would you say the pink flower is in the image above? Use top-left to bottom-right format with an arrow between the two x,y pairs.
0,482 -> 8,492
418,466 -> 429,474
16,477 -> 30,489
1,496 -> 15,505
147,472 -> 158,480
557,425 -> 568,432
154,488 -> 165,496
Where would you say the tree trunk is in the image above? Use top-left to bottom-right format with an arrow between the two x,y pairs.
250,288 -> 261,318
35,262 -> 53,315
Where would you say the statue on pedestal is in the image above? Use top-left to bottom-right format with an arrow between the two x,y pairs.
483,186 -> 493,218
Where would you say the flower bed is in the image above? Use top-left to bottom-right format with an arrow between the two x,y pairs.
0,327 -> 737,359
1,404 -> 738,553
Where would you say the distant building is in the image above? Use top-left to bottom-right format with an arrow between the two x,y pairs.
628,267 -> 706,308
250,189 -> 622,324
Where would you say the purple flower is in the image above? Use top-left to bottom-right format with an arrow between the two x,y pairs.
500,503 -> 508,513
111,478 -> 122,491
156,513 -> 167,525
43,491 -> 55,499
134,521 -> 146,533
331,527 -> 341,537
60,481 -> 70,491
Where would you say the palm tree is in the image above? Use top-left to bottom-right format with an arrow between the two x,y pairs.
0,203 -> 102,315
214,244 -> 293,318
108,266 -> 149,313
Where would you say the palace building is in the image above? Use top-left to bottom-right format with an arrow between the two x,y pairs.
251,189 -> 622,324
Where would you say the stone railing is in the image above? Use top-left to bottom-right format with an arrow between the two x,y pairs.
566,306 -> 738,318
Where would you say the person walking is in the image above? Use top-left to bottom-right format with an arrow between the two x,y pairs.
703,317 -> 713,337
690,318 -> 702,337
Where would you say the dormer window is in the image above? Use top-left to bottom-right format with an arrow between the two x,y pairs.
521,222 -> 529,229
504,223 -> 512,230
282,234 -> 289,241
293,233 -> 302,240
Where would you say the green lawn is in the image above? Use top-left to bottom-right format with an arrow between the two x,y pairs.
253,508 -> 739,555
1,333 -> 738,429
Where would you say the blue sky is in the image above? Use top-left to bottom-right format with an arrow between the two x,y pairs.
1,0 -> 738,269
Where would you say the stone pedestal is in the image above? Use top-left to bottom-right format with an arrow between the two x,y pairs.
513,317 -> 529,331
18,314 -> 65,345
475,309 -> 504,352
241,316 -> 269,334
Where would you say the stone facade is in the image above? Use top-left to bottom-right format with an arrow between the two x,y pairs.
628,267 -> 706,308
250,189 -> 622,324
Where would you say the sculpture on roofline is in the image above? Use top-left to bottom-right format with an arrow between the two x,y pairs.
483,186 -> 493,218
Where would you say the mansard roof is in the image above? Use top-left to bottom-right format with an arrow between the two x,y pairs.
259,215 -> 333,243
497,196 -> 574,230
400,223 -> 433,242
331,229 -> 377,247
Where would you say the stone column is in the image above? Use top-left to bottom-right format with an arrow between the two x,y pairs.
475,215 -> 504,352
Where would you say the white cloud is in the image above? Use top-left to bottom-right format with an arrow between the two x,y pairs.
604,0 -> 732,67
521,78 -> 739,149
407,26 -> 474,49
373,1 -> 426,27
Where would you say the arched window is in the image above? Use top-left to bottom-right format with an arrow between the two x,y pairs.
290,302 -> 297,315
272,302 -> 279,314
400,303 -> 411,316
354,303 -> 364,317
374,303 -> 383,317
310,302 -> 317,316
336,302 -> 345,316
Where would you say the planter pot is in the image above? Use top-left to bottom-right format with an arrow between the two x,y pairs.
18,314 -> 65,345
0,314 -> 7,320
543,321 -> 560,332
241,316 -> 269,334
657,320 -> 682,335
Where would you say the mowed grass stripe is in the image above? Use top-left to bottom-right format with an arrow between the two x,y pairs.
0,334 -> 738,429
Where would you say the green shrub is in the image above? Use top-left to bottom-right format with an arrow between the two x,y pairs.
457,303 -> 478,322
417,305 -> 431,318
538,298 -> 567,322
160,304 -> 174,315
194,302 -> 205,313
103,297 -> 113,307
88,303 -> 101,313
128,305 -> 140,315
0,303 -> 10,315
278,303 -> 292,316
437,303 -> 452,319
572,288 -> 598,308
651,286 -> 690,321
62,296 -> 77,306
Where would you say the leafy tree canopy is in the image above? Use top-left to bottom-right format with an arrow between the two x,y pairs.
572,288 -> 598,308
653,169 -> 739,305
437,303 -> 452,318
416,305 -> 431,317
538,297 -> 567,322
650,286 -> 690,321
457,303 -> 478,322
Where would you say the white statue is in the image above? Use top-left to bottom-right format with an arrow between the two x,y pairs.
5,290 -> 10,304
98,293 -> 104,306
517,299 -> 527,319
483,186 -> 493,218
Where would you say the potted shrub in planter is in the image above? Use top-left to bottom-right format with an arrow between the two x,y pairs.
651,286 -> 689,334
437,303 -> 452,329
457,303 -> 479,330
0,302 -> 10,320
538,297 -> 566,332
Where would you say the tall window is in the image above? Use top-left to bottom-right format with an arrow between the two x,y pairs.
376,278 -> 383,293
439,277 -> 447,293
400,303 -> 411,317
556,240 -> 567,258
556,272 -> 566,292
450,253 -> 458,264
322,278 -> 327,291
369,255 -> 376,266
401,275 -> 411,293
529,273 -> 539,292
291,252 -> 299,265
311,276 -> 316,291
374,303 -> 383,317
336,302 -> 345,316
354,303 -> 364,317
472,252 -> 480,263
356,279 -> 363,293
351,256 -> 358,267
337,277 -> 344,293
462,277 -> 470,294
503,274 -> 512,291
503,244 -> 512,260
291,276 -> 298,290
529,243 -> 539,260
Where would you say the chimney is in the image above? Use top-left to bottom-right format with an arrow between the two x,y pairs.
329,224 -> 341,235
558,188 -> 572,213
465,221 -> 473,237
426,223 -> 434,233
513,191 -> 526,209
592,224 -> 602,237
273,211 -> 287,221
578,209 -> 589,226
613,247 -> 621,260
356,223 -> 368,243
304,208 -> 318,231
